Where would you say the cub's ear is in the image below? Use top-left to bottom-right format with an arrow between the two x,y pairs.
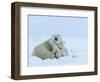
52,34 -> 55,37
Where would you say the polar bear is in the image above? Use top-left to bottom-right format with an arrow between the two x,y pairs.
33,34 -> 68,60
33,39 -> 55,60
49,35 -> 68,58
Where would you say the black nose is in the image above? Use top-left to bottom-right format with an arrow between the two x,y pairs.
55,37 -> 58,41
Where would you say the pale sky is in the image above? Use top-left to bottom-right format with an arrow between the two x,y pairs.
28,15 -> 88,39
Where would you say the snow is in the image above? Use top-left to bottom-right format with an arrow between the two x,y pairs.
28,37 -> 88,67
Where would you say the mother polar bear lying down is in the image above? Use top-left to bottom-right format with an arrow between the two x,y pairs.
33,34 -> 68,60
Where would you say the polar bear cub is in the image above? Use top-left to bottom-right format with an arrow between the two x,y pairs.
49,39 -> 62,58
49,34 -> 68,58
58,41 -> 68,57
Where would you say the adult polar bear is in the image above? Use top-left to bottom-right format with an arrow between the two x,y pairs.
33,34 -> 68,60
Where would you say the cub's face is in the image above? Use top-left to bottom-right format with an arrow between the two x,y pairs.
52,34 -> 63,45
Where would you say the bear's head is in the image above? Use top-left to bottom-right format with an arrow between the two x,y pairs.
52,34 -> 63,45
49,34 -> 65,49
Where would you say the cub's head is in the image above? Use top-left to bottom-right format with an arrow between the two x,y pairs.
51,34 -> 65,48
51,34 -> 63,44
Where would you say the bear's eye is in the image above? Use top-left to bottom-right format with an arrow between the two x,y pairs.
55,37 -> 58,41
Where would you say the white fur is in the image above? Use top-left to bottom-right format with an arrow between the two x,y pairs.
49,39 -> 62,58
33,34 -> 68,60
33,40 -> 55,60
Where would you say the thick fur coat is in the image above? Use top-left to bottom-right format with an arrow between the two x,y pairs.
33,34 -> 68,60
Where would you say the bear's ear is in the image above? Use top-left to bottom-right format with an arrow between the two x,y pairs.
52,34 -> 55,37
